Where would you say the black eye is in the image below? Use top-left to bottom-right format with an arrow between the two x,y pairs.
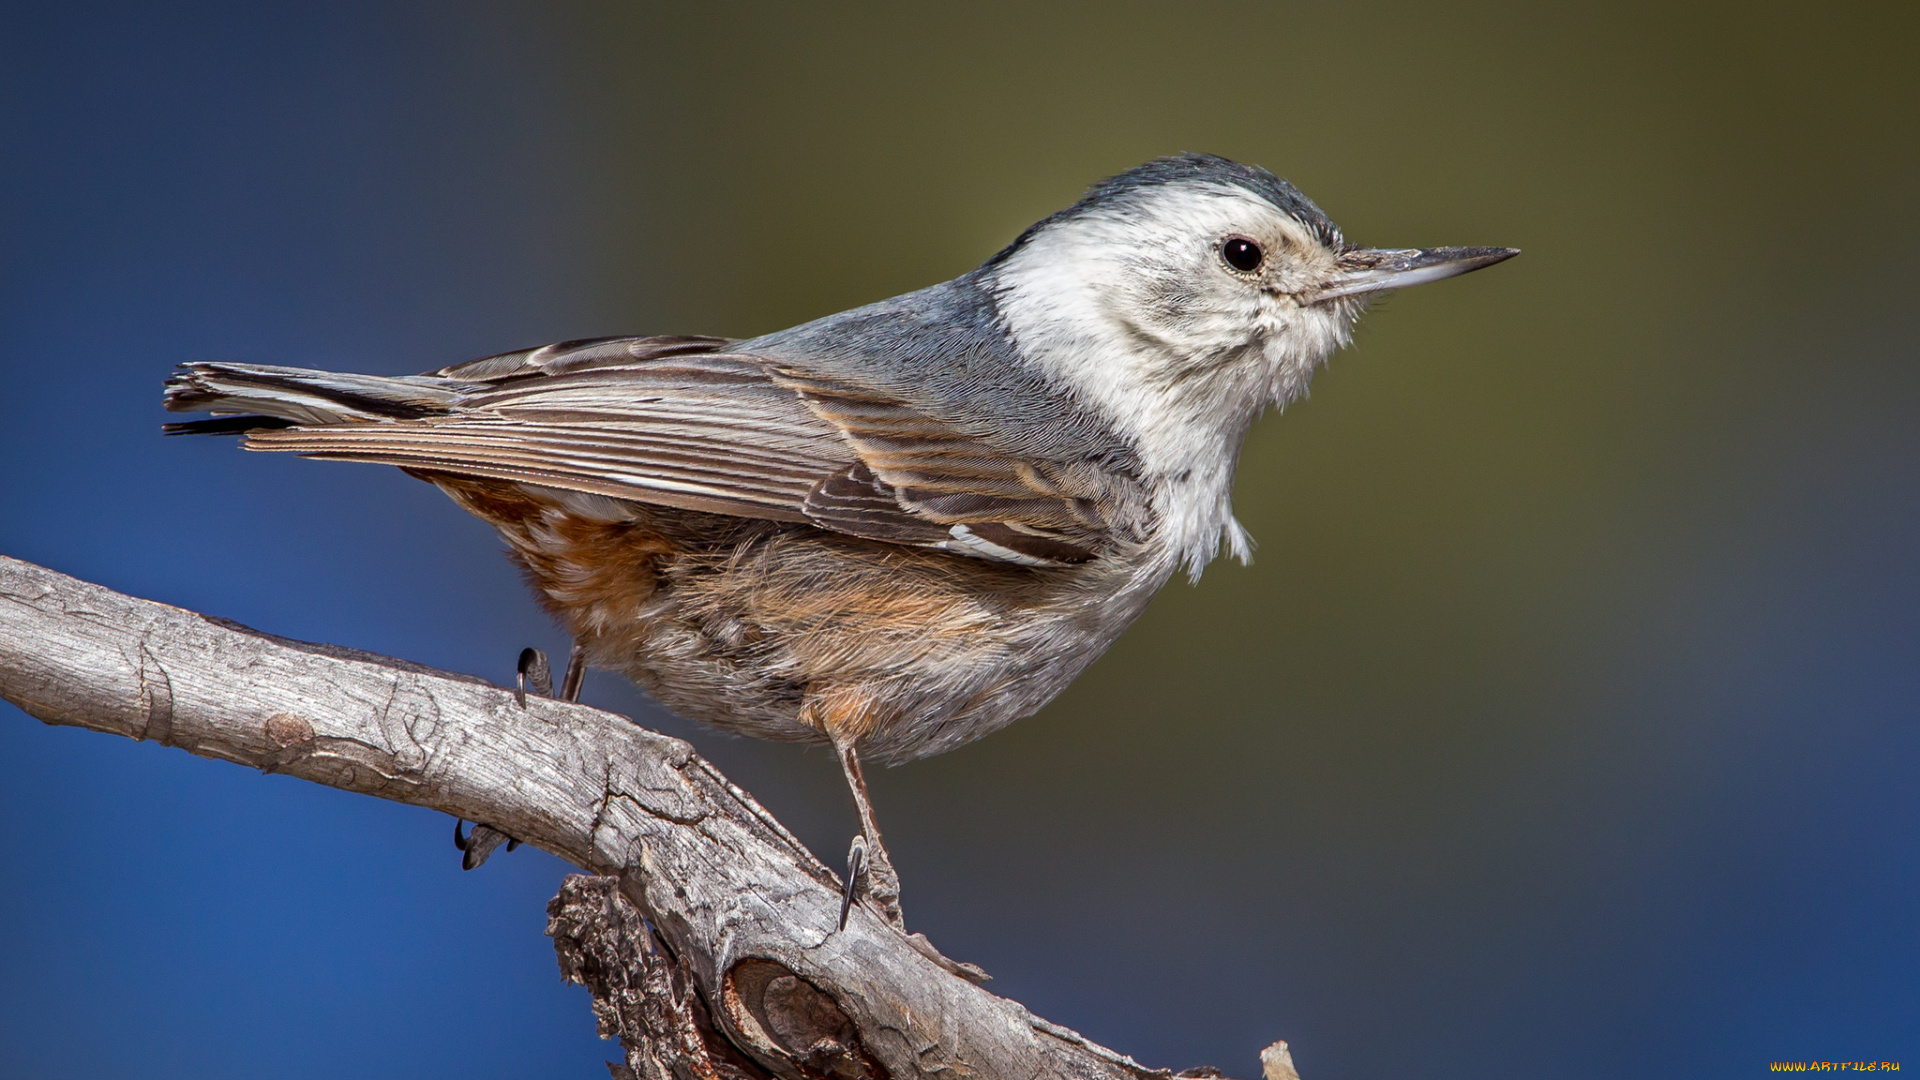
1221,236 -> 1265,273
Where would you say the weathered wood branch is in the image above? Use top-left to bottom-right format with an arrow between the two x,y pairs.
0,554 -> 1300,1080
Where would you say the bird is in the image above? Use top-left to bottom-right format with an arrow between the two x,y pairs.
163,153 -> 1516,939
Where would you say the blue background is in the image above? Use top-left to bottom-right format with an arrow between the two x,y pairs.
2,3 -> 1916,1077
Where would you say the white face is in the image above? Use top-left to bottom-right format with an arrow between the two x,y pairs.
993,182 -> 1363,474
1063,184 -> 1356,365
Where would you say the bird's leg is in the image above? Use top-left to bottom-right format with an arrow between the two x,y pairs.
461,641 -> 584,869
817,708 -> 989,980
829,735 -> 991,982
833,736 -> 904,929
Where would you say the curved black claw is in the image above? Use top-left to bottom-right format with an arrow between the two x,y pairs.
839,834 -> 868,930
516,647 -> 553,708
454,818 -> 517,870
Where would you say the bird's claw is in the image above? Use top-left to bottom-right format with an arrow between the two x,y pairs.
516,647 -> 553,708
839,834 -> 868,930
453,818 -> 517,870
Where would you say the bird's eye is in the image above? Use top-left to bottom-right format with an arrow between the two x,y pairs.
1221,236 -> 1265,274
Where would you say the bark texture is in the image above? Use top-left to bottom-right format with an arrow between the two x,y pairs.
0,554 -> 1299,1080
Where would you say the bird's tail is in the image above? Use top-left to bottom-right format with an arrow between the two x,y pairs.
162,362 -> 461,435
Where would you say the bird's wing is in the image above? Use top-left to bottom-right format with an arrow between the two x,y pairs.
767,367 -> 1117,563
183,336 -> 1126,565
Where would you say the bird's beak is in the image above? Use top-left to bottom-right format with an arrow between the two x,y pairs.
1308,246 -> 1519,302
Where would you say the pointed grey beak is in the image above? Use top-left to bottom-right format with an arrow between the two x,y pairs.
1309,246 -> 1519,302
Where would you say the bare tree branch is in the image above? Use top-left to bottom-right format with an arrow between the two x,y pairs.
0,554 -> 1296,1080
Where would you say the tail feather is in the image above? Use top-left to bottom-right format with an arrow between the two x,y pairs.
162,414 -> 300,437
162,362 -> 462,429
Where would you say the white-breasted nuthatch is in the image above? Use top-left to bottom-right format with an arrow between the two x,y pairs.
164,153 -> 1516,933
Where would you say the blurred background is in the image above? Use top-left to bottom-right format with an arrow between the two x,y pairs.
2,2 -> 1916,1077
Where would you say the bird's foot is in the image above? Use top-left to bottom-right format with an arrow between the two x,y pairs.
836,832 -> 984,981
515,647 -> 553,707
481,643 -> 584,869
838,834 -> 868,930
466,645 -> 555,870
453,818 -> 520,870
479,644 -> 553,870
840,831 -> 904,930
516,644 -> 585,707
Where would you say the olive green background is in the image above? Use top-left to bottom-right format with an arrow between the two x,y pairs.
2,3 -> 1915,1077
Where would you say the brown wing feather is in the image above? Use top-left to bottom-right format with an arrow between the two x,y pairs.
770,368 -> 1114,556
800,463 -> 956,545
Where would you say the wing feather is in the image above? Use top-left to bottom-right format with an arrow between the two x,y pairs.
770,368 -> 1118,547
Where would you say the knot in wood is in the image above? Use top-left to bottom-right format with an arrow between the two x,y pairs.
723,958 -> 887,1080
264,713 -> 315,747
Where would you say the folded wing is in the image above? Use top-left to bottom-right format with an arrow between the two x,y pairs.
164,335 -> 1127,565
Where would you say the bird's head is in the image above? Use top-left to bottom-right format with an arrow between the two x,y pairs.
987,154 -> 1516,477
